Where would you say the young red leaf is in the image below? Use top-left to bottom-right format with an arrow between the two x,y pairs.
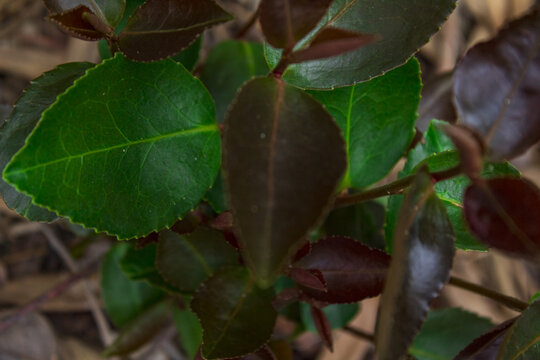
293,236 -> 390,304
454,318 -> 516,360
376,169 -> 455,360
310,305 -> 334,351
289,268 -> 327,292
191,267 -> 277,360
48,5 -> 108,40
118,0 -> 233,61
464,178 -> 540,259
442,124 -> 484,180
454,7 -> 540,160
289,27 -> 377,64
156,227 -> 239,293
273,288 -> 301,310
259,0 -> 333,49
43,0 -> 126,27
223,77 -> 346,286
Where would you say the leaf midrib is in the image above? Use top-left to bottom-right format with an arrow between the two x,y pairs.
122,17 -> 232,36
5,124 -> 217,175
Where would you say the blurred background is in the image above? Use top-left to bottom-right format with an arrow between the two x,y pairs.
0,0 -> 539,359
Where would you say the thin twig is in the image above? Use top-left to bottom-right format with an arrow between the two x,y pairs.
0,261 -> 99,333
342,326 -> 375,343
333,165 -> 463,209
448,276 -> 529,312
235,3 -> 262,39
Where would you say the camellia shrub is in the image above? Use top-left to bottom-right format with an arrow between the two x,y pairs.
0,0 -> 539,359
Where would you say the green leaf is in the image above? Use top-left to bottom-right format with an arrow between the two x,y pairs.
204,171 -> 227,213
173,305 -> 203,360
118,0 -> 232,61
0,62 -> 93,222
156,227 -> 239,292
301,302 -> 359,331
308,58 -> 420,189
101,243 -> 164,328
3,53 -> 221,240
43,0 -> 126,27
223,77 -> 347,285
191,267 -> 277,360
498,299 -> 540,359
531,292 -> 540,304
376,169 -> 455,360
200,41 -> 269,123
409,308 -> 494,360
264,0 -> 456,88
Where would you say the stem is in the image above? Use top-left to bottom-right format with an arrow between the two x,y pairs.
334,165 -> 463,209
342,326 -> 375,343
235,4 -> 261,39
448,276 -> 528,312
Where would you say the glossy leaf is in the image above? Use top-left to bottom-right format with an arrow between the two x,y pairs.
454,8 -> 540,160
417,71 -> 455,131
48,6 -> 108,40
156,227 -> 239,292
191,267 -> 277,359
118,0 -> 233,61
223,77 -> 346,285
200,41 -> 269,123
308,58 -> 420,189
301,302 -> 359,331
259,0 -> 333,49
294,236 -> 389,303
101,244 -> 164,328
498,299 -> 540,359
410,308 -> 494,360
265,0 -> 456,89
454,319 -> 516,360
0,62 -> 93,222
44,0 -> 125,27
205,172 -> 227,213
104,301 -> 171,356
173,305 -> 203,360
289,268 -> 327,291
310,305 -> 334,351
376,170 -> 455,360
465,178 -> 540,259
3,53 -> 221,240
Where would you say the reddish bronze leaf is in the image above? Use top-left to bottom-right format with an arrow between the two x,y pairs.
259,0 -> 333,49
289,27 -> 377,64
223,77 -> 346,286
454,318 -> 516,360
289,268 -> 327,292
310,305 -> 334,351
48,5 -> 107,40
464,177 -> 540,259
293,236 -> 390,304
43,0 -> 126,27
118,0 -> 233,61
454,7 -> 540,160
376,169 -> 455,360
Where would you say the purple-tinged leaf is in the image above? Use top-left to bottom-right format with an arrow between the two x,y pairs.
156,228 -> 239,293
417,71 -> 456,131
191,267 -> 277,360
289,27 -> 376,64
273,288 -> 301,310
43,0 -> 126,27
464,178 -> 540,259
103,301 -> 171,356
442,124 -> 484,180
454,318 -> 516,360
260,0 -> 334,49
289,268 -> 327,292
118,0 -> 233,61
293,236 -> 390,304
48,6 -> 109,40
223,77 -> 346,286
310,305 -> 334,351
376,169 -> 455,360
497,300 -> 540,359
454,7 -> 540,160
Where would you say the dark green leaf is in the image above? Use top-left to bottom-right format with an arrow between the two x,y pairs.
200,41 -> 269,123
48,6 -> 108,41
118,0 -> 232,61
464,178 -> 540,259
259,0 -> 333,49
308,58 -> 420,189
43,0 -> 126,27
104,301 -> 171,356
454,7 -> 540,161
156,227 -> 239,292
410,308 -> 494,360
301,302 -> 359,331
376,170 -> 455,360
294,236 -> 389,303
173,305 -> 203,360
0,62 -> 93,222
191,267 -> 277,359
265,0 -> 456,88
223,77 -> 346,286
454,318 -> 516,360
3,53 -> 221,240
101,243 -> 164,328
204,171 -> 227,213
